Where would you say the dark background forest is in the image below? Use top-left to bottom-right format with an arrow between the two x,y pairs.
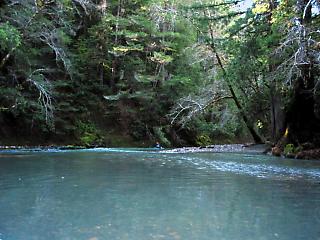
0,0 -> 319,156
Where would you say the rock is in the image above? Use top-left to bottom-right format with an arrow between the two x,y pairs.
301,142 -> 315,150
285,153 -> 295,158
271,146 -> 282,157
295,149 -> 320,160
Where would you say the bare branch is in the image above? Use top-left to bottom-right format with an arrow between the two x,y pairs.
273,16 -> 319,86
38,28 -> 72,72
26,69 -> 54,126
169,81 -> 232,126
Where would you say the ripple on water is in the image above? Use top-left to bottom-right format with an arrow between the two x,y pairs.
151,154 -> 320,182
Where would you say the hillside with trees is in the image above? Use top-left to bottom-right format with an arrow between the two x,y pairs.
0,0 -> 319,157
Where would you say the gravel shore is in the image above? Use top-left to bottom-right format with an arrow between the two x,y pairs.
161,144 -> 271,154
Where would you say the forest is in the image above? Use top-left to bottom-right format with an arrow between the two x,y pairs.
0,0 -> 319,158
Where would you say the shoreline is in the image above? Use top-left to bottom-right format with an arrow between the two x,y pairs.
161,144 -> 271,154
0,143 -> 271,153
1,144 -> 320,160
0,145 -> 89,151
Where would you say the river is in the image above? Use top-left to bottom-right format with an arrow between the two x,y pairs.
0,149 -> 320,240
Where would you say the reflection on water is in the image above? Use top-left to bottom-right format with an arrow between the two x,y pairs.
0,150 -> 320,240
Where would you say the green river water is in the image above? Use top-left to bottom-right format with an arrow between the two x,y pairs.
0,149 -> 319,240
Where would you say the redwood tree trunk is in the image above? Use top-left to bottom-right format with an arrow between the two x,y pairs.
270,85 -> 286,142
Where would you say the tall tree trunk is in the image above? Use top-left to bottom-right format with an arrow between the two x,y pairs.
270,85 -> 286,142
264,0 -> 286,143
99,63 -> 104,86
207,26 -> 263,143
110,0 -> 122,92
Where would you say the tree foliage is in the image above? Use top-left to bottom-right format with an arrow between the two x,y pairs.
0,0 -> 319,147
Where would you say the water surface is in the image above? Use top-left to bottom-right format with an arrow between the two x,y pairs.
0,149 -> 320,240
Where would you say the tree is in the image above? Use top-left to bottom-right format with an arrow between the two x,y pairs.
270,0 -> 320,145
169,0 -> 265,143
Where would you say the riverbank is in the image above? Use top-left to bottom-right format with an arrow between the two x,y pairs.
0,143 -> 270,151
0,145 -> 88,151
1,144 -> 319,160
162,144 -> 320,160
0,144 -> 271,154
161,144 -> 271,154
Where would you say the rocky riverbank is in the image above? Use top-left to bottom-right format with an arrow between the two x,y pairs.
161,144 -> 271,154
1,144 -> 319,160
164,144 -> 320,160
0,144 -> 272,155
